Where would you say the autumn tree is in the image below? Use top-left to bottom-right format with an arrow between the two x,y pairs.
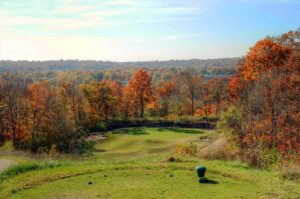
51,84 -> 85,152
0,73 -> 31,148
82,80 -> 124,123
0,81 -> 7,144
227,30 -> 300,162
125,69 -> 152,118
208,77 -> 229,114
180,71 -> 202,115
168,77 -> 186,116
28,80 -> 56,153
62,81 -> 88,126
157,80 -> 175,116
109,81 -> 124,118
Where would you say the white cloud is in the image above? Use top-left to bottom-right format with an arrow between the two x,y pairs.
0,31 -> 149,61
0,0 -> 208,31
0,30 -> 247,61
53,4 -> 95,14
104,0 -> 137,6
0,1 -> 212,60
156,6 -> 204,15
1,15 -> 97,30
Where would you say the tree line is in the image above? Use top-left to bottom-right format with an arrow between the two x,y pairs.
0,58 -> 239,72
0,69 -> 229,153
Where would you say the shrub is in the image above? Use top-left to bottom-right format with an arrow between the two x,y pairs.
78,140 -> 95,155
198,115 -> 219,122
105,132 -> 114,140
173,143 -> 198,156
198,138 -> 239,161
162,156 -> 182,162
49,144 -> 57,157
96,120 -> 110,131
174,116 -> 201,124
217,107 -> 244,135
240,145 -> 281,169
280,163 -> 300,181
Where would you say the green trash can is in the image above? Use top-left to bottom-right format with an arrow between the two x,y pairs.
195,166 -> 206,178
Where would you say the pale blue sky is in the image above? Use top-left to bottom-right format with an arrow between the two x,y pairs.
0,0 -> 299,61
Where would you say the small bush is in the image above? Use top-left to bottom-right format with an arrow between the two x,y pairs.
162,156 -> 182,162
240,145 -> 281,169
106,132 -> 114,140
49,144 -> 57,157
78,140 -> 95,155
280,163 -> 300,181
198,115 -> 219,122
175,116 -> 201,124
96,120 -> 109,131
198,138 -> 240,161
173,143 -> 198,156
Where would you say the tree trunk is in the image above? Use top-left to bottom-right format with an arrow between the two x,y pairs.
31,129 -> 37,153
191,95 -> 194,115
271,106 -> 277,146
140,95 -> 144,118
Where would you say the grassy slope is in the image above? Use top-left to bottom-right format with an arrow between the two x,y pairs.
0,127 -> 299,199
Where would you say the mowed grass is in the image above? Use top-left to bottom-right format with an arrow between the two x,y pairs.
1,127 -> 300,199
94,127 -> 211,155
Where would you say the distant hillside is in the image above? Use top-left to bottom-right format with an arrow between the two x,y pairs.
0,58 -> 240,72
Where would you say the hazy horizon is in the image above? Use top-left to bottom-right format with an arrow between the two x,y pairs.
0,57 -> 241,62
1,0 -> 299,61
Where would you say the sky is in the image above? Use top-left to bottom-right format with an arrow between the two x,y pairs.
0,0 -> 299,61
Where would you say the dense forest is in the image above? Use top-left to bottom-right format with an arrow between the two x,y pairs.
0,30 -> 299,167
7,65 -> 237,87
0,58 -> 239,72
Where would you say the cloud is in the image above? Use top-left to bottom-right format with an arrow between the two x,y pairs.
0,31 -> 149,61
1,0 -> 207,31
0,0 -> 212,60
53,4 -> 95,14
104,0 -> 138,6
1,15 -> 100,30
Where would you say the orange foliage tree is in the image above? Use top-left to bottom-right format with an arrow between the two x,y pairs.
157,80 -> 175,116
28,80 -> 56,153
125,69 -> 152,118
82,80 -> 124,123
228,30 -> 300,161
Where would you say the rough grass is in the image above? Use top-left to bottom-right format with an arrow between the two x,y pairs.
0,160 -> 71,181
0,127 -> 299,199
280,163 -> 300,181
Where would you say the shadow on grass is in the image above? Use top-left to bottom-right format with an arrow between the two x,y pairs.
199,178 -> 219,184
157,128 -> 204,134
118,128 -> 148,135
93,149 -> 106,152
